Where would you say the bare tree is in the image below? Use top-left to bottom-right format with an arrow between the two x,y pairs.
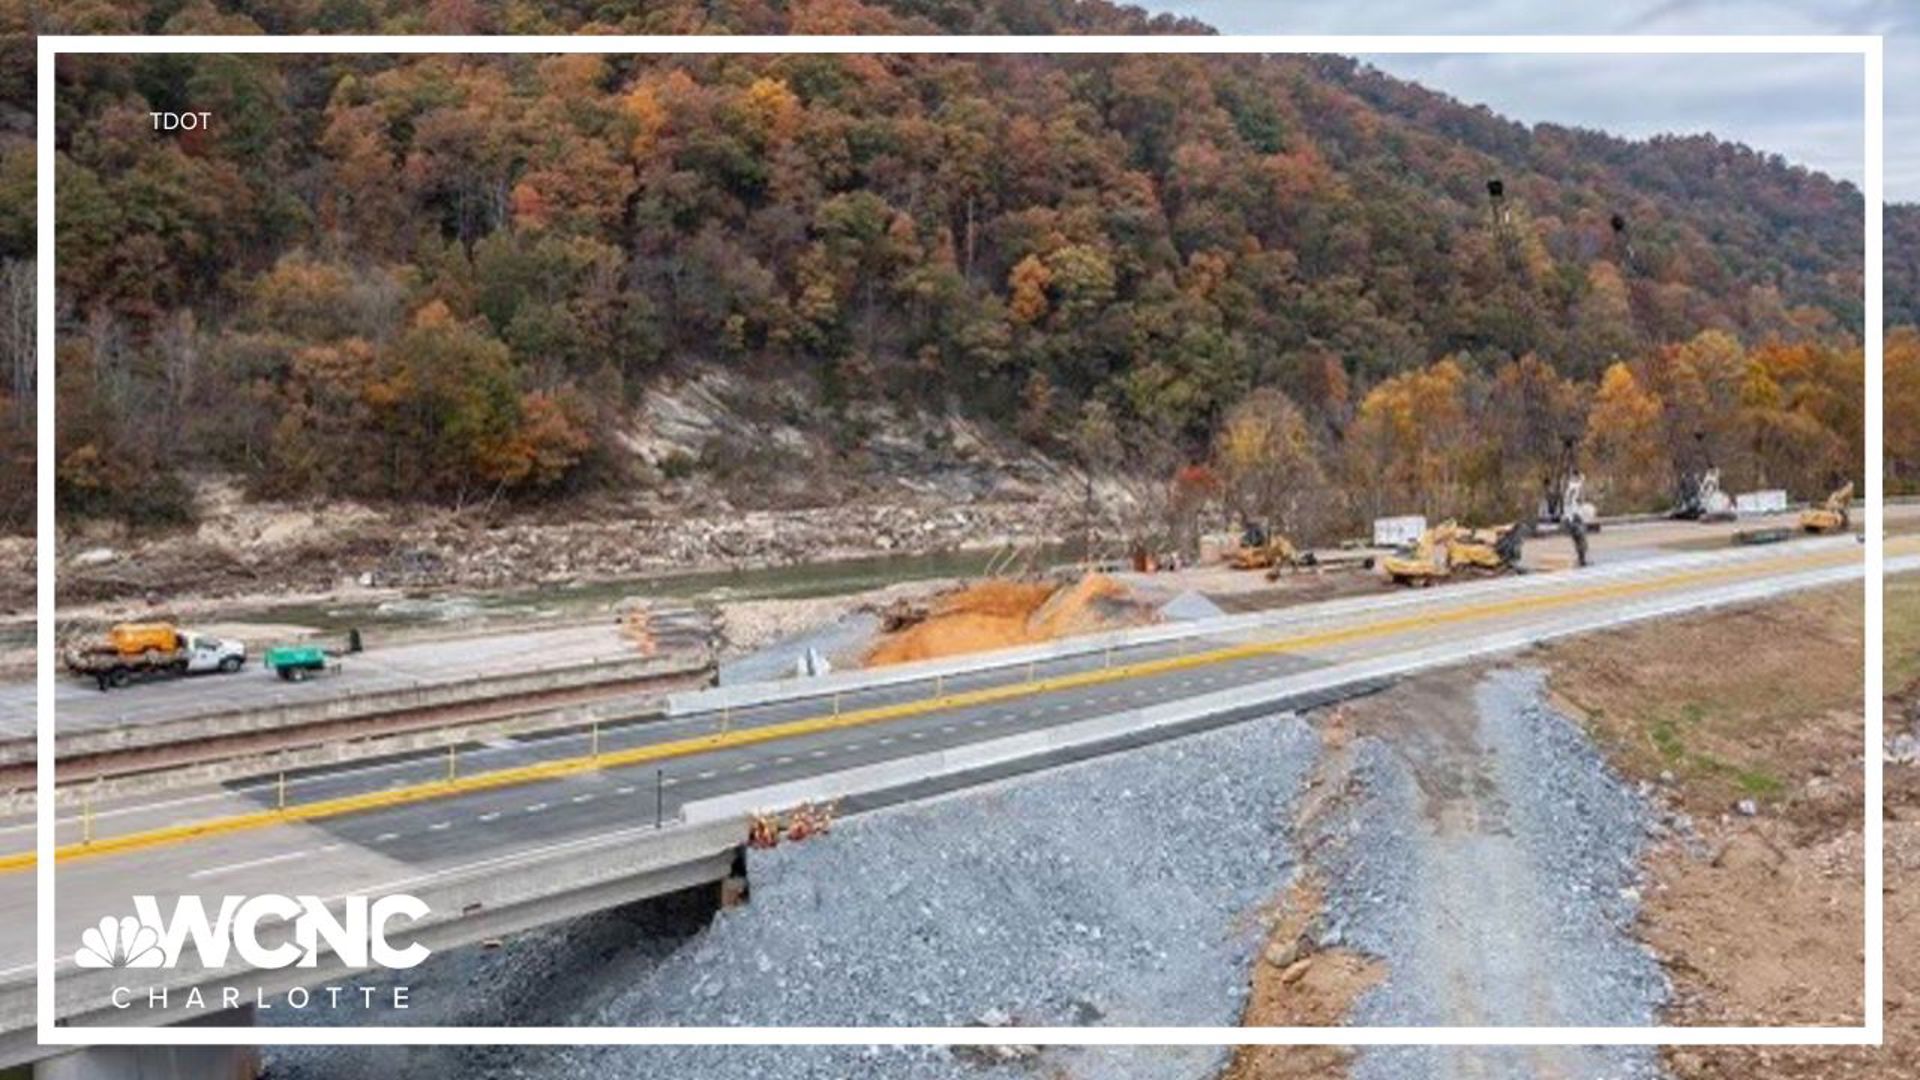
155,309 -> 200,429
0,259 -> 29,416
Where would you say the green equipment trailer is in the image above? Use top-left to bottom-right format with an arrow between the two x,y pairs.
263,644 -> 331,681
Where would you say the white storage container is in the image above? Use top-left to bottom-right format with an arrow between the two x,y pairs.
1734,490 -> 1788,515
1373,515 -> 1427,548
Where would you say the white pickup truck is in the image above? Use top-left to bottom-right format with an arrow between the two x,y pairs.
65,626 -> 248,691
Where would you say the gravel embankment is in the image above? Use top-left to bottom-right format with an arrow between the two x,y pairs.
1320,668 -> 1667,1080
269,713 -> 1320,1080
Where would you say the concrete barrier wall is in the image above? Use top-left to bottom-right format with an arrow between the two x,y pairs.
16,817 -> 743,1053
667,535 -> 1863,719
683,554 -> 1879,824
13,655 -> 706,767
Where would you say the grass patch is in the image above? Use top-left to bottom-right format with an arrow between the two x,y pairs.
1735,769 -> 1785,798
1649,716 -> 1685,763
1548,585 -> 1863,816
1643,704 -> 1781,795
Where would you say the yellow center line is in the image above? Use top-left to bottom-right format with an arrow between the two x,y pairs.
5,541 -> 1879,873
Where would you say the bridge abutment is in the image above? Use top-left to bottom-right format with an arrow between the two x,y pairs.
32,1006 -> 257,1080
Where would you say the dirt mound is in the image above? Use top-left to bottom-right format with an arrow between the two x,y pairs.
863,574 -> 1153,667
1028,573 -> 1135,638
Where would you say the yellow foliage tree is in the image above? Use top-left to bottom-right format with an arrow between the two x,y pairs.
1345,357 -> 1471,520
739,77 -> 803,146
1890,327 -> 1920,494
1214,388 -> 1327,539
1583,362 -> 1666,510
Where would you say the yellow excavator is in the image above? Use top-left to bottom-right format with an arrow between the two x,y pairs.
1798,481 -> 1854,534
1381,520 -> 1527,586
1228,525 -> 1314,574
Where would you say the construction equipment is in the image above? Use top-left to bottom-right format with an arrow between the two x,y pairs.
1381,520 -> 1527,586
1540,469 -> 1598,530
1228,525 -> 1314,573
1538,436 -> 1600,533
1799,481 -> 1854,534
64,623 -> 247,691
1673,466 -> 1735,522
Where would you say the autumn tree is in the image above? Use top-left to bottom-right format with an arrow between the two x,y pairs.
1583,362 -> 1667,509
40,46 -> 1873,529
1486,354 -> 1583,517
1890,328 -> 1920,495
1213,388 -> 1328,541
1345,357 -> 1474,521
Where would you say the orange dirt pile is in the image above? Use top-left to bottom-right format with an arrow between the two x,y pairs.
864,574 -> 1146,667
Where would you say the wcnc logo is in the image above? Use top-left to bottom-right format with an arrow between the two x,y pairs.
76,894 -> 430,972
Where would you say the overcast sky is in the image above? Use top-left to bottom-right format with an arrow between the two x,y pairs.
1150,1 -> 1914,202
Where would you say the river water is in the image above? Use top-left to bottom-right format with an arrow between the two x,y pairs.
238,544 -> 1074,634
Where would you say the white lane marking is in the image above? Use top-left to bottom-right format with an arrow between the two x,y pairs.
844,743 -> 862,752
698,770 -> 718,780
478,812 -> 501,823
736,763 -> 756,773
941,726 -> 956,734
776,756 -> 795,765
374,832 -> 399,843
909,731 -> 926,739
571,794 -> 594,804
526,803 -> 549,813
971,719 -> 987,727
428,821 -> 451,832
189,848 -> 315,880
615,786 -> 636,795
661,777 -> 679,787
810,750 -> 828,758
878,737 -> 894,746
1055,703 -> 1070,711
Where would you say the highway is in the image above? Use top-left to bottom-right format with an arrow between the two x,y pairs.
15,507 -> 1907,746
0,531 -> 1895,999
0,611 -> 712,742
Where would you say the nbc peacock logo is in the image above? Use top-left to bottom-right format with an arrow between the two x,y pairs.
75,915 -> 166,969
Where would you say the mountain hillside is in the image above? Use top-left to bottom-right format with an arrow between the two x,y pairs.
40,0 -> 1881,538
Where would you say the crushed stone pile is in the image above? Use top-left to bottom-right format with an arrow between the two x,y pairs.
1319,669 -> 1668,1080
269,714 -> 1320,1080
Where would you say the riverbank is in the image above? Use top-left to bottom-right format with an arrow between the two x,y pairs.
56,487 -> 1091,611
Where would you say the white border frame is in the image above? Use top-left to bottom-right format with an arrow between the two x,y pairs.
35,33 -> 1883,1049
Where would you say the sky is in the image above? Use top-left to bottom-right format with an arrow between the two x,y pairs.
1150,1 -> 1915,202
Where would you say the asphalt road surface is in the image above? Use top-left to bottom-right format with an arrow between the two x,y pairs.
0,615 -> 713,742
0,533 -> 1891,988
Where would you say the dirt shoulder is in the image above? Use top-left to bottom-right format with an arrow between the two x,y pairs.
1541,579 -> 1907,1075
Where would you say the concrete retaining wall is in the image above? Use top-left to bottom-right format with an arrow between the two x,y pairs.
12,655 -> 706,768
